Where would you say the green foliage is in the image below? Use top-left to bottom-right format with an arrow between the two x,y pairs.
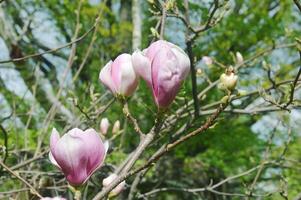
0,0 -> 301,199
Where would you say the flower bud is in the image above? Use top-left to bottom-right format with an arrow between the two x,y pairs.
196,68 -> 202,76
100,118 -> 110,135
236,52 -> 244,65
262,60 -> 270,70
202,56 -> 213,66
49,128 -> 108,186
99,53 -> 138,97
132,40 -> 190,108
219,67 -> 238,90
112,120 -> 120,134
102,174 -> 126,197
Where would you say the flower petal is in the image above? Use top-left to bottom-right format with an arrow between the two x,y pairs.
99,61 -> 116,94
49,151 -> 61,169
151,47 -> 180,107
54,130 -> 88,185
50,128 -> 60,158
132,50 -> 152,87
117,54 -> 139,96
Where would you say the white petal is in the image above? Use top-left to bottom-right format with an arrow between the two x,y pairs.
99,61 -> 116,94
49,152 -> 61,169
132,50 -> 152,87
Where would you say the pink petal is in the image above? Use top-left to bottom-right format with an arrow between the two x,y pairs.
54,129 -> 88,185
50,128 -> 60,156
111,54 -> 131,90
49,152 -> 61,169
117,54 -> 139,96
151,47 -> 180,107
170,46 -> 190,80
146,40 -> 169,61
132,50 -> 152,87
83,129 -> 107,178
99,61 -> 116,94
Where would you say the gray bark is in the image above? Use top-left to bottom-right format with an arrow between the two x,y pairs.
132,0 -> 141,50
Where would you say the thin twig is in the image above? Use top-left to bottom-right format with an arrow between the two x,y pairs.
159,1 -> 167,39
293,0 -> 301,12
0,160 -> 43,198
92,101 -> 228,200
0,125 -> 8,164
284,50 -> 301,108
184,0 -> 199,117
92,117 -> 164,200
123,102 -> 144,136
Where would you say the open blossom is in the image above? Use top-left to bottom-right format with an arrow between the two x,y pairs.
49,128 -> 108,186
99,53 -> 138,97
102,174 -> 126,197
132,40 -> 190,108
100,118 -> 110,135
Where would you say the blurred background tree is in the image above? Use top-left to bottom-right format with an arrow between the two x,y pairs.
0,0 -> 301,199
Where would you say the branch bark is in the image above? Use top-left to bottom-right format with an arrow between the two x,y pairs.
132,0 -> 142,50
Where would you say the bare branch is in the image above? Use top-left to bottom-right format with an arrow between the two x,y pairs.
0,160 -> 43,198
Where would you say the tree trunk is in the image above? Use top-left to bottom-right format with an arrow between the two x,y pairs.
132,0 -> 142,50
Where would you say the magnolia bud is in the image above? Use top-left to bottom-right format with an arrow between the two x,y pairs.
132,40 -> 190,108
236,52 -> 244,65
102,174 -> 126,197
112,120 -> 120,134
99,54 -> 138,97
100,118 -> 110,135
202,56 -> 213,66
196,68 -> 202,76
219,67 -> 238,90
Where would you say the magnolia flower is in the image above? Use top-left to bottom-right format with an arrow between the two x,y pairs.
112,120 -> 120,134
99,53 -> 138,97
219,67 -> 238,90
132,40 -> 190,108
40,197 -> 66,200
102,174 -> 126,197
49,128 -> 108,186
100,118 -> 110,135
202,56 -> 213,66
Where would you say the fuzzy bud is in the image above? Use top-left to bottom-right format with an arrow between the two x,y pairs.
236,52 -> 244,65
100,118 -> 110,135
112,120 -> 120,134
219,67 -> 238,91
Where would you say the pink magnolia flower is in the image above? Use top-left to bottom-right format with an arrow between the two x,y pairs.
132,40 -> 190,108
99,53 -> 138,97
40,197 -> 66,200
100,118 -> 110,135
102,173 -> 126,197
49,128 -> 108,186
